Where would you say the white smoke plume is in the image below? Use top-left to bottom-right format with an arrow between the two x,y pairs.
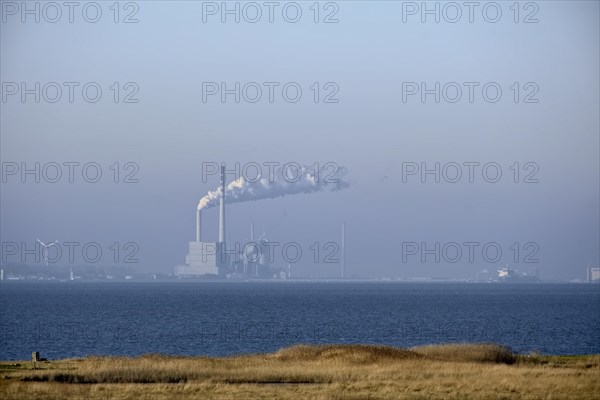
198,165 -> 349,210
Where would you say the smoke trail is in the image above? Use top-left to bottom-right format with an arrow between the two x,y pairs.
198,165 -> 349,210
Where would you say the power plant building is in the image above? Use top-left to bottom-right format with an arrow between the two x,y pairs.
175,165 -> 344,279
175,166 -> 228,277
587,267 -> 600,283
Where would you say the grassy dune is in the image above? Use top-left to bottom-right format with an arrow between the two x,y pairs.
1,344 -> 599,399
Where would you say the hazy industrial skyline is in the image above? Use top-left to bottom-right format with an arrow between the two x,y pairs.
1,1 -> 598,280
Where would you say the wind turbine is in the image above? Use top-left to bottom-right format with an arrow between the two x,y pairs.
36,239 -> 58,266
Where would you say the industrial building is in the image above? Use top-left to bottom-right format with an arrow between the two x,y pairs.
175,166 -> 229,277
175,166 -> 276,278
587,267 -> 600,283
175,164 -> 346,279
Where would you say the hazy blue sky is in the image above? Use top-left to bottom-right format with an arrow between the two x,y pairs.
1,1 -> 598,279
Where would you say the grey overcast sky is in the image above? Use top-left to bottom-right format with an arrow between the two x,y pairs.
1,1 -> 598,279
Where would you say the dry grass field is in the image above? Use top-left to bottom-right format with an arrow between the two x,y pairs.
1,343 -> 599,399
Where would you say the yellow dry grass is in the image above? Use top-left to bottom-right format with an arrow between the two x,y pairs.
1,343 -> 599,399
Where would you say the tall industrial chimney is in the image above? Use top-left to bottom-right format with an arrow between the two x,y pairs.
196,208 -> 201,242
219,165 -> 226,243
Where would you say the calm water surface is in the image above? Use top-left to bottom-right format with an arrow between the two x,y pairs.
1,282 -> 598,360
